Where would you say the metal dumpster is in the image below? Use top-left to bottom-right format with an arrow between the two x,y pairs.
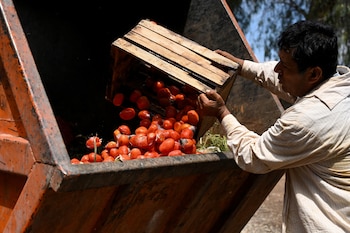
0,0 -> 285,232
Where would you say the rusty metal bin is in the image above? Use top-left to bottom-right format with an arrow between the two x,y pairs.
0,0 -> 284,232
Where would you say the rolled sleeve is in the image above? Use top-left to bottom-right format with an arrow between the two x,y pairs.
221,114 -> 270,173
241,60 -> 296,103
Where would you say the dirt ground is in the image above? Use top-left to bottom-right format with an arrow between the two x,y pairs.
241,175 -> 285,233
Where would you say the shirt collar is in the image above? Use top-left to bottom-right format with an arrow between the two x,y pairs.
303,66 -> 350,109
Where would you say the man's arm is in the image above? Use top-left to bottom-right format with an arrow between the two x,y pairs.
216,50 -> 296,104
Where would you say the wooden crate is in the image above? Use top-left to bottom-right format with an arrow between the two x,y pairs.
107,19 -> 239,139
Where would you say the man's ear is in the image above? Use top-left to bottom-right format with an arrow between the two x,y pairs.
308,66 -> 323,85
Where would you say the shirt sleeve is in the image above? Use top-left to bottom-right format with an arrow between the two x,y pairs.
241,60 -> 296,103
221,112 -> 324,174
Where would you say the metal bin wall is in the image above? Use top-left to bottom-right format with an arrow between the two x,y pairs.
0,0 -> 285,232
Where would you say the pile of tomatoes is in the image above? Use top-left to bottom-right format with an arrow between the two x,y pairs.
71,77 -> 202,164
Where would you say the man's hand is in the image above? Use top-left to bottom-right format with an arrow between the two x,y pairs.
198,89 -> 231,122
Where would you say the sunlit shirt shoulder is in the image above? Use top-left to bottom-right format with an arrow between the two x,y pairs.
303,65 -> 350,110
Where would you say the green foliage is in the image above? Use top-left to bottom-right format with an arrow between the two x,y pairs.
227,0 -> 350,66
197,131 -> 229,153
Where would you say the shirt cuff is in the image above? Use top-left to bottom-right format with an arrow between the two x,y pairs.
221,114 -> 241,133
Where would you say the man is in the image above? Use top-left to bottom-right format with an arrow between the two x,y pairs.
198,20 -> 350,232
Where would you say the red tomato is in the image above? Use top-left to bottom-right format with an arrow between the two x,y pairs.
159,138 -> 175,155
181,123 -> 193,131
118,154 -> 131,161
80,154 -> 90,163
180,127 -> 194,139
175,93 -> 186,109
162,119 -> 174,130
88,152 -> 103,162
144,151 -> 160,158
105,141 -> 118,149
118,134 -> 129,146
136,96 -> 150,110
167,117 -> 176,124
113,129 -> 121,141
70,158 -> 81,164
168,149 -> 183,156
118,125 -> 131,135
187,110 -> 200,126
109,147 -> 119,158
138,110 -> 151,120
152,114 -> 163,125
173,121 -> 183,133
101,149 -> 110,159
181,114 -> 188,123
103,156 -> 115,162
135,126 -> 147,135
147,132 -> 156,147
157,87 -> 171,98
180,138 -> 196,154
118,145 -> 130,155
86,136 -> 102,149
163,129 -> 172,139
129,89 -> 142,103
140,118 -> 151,128
155,129 -> 169,144
152,151 -> 160,158
175,93 -> 185,102
147,123 -> 159,133
120,107 -> 136,120
112,93 -> 124,106
153,80 -> 165,93
130,134 -> 149,150
130,148 -> 142,159
168,129 -> 180,141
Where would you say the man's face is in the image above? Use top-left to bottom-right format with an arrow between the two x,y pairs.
274,49 -> 311,97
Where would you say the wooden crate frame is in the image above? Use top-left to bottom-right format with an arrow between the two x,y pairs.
107,19 -> 239,139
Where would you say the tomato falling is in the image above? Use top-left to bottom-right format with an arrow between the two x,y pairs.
112,93 -> 124,106
71,78 -> 204,164
120,107 -> 136,120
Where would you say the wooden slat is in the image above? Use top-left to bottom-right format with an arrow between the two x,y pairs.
139,19 -> 239,70
128,25 -> 229,86
125,29 -> 226,87
113,38 -> 213,93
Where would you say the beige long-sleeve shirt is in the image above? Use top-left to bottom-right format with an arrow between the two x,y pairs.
222,60 -> 350,233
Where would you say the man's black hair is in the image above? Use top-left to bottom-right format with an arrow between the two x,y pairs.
277,20 -> 338,79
